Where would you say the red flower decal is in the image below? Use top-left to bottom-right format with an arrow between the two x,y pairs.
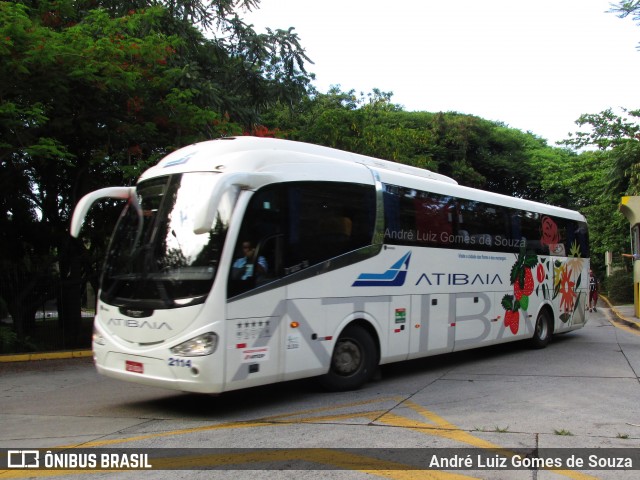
540,216 -> 560,251
537,263 -> 545,283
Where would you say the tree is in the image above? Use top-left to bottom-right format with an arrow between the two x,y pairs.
0,0 -> 313,347
265,87 -> 574,200
610,1 -> 640,43
557,108 -> 640,274
547,2 -> 640,275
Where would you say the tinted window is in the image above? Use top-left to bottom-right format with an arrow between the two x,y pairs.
382,183 -> 589,258
287,182 -> 375,267
228,182 -> 376,298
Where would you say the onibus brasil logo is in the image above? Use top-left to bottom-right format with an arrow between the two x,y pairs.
352,252 -> 411,287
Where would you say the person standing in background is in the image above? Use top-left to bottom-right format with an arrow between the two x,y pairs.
588,269 -> 598,312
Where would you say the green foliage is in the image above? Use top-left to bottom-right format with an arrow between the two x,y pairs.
0,325 -> 38,354
0,0 -> 314,343
610,1 -> 640,48
561,108 -> 640,151
604,270 -> 634,305
0,326 -> 18,354
559,108 -> 640,197
530,147 -> 628,273
555,106 -> 640,274
266,87 -> 574,201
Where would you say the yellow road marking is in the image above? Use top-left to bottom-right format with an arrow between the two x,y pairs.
0,395 -> 600,479
261,396 -> 404,422
378,401 -> 597,480
56,420 -> 276,449
0,450 -> 475,479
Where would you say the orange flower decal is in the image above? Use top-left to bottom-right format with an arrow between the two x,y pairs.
559,267 -> 576,313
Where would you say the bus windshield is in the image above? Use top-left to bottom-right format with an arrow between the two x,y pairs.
100,172 -> 236,309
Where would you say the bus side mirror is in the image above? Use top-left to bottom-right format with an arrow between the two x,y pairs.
192,184 -> 225,235
70,186 -> 135,237
192,173 -> 276,235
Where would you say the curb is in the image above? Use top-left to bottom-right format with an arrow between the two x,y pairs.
0,349 -> 92,363
600,295 -> 640,331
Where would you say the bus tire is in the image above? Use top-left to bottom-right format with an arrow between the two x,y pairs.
530,309 -> 552,349
319,325 -> 377,391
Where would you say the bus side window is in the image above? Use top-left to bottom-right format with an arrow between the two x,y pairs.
285,182 -> 375,269
255,234 -> 284,283
227,181 -> 376,298
227,185 -> 284,298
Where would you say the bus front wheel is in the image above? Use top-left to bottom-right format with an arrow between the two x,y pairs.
319,325 -> 377,391
530,309 -> 552,349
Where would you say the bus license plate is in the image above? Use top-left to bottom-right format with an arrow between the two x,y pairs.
125,360 -> 144,374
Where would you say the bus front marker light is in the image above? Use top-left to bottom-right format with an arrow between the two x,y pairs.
93,327 -> 106,346
171,332 -> 218,356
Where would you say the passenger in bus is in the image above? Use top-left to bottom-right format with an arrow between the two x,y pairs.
231,241 -> 268,281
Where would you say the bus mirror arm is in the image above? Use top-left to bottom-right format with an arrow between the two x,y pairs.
193,173 -> 277,235
70,186 -> 135,238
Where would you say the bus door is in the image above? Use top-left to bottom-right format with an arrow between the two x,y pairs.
225,232 -> 287,390
408,294 -> 454,359
225,188 -> 287,390
226,286 -> 285,390
452,292 -> 501,351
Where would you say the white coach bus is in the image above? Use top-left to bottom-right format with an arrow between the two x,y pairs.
71,136 -> 589,393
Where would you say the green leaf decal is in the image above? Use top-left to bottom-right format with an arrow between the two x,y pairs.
524,255 -> 537,268
501,294 -> 514,311
574,292 -> 582,311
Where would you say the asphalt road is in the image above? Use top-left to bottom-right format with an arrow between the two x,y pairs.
1,303 -> 639,479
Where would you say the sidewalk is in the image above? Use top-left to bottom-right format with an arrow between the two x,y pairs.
600,296 -> 640,330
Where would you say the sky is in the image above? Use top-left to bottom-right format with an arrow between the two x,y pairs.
242,0 -> 640,145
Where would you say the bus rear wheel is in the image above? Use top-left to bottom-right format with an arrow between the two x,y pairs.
319,325 -> 376,391
530,310 -> 552,349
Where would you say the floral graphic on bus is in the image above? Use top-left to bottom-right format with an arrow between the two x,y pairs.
535,257 -> 551,300
567,240 -> 585,273
552,253 -> 583,323
538,241 -> 584,324
501,249 -> 537,334
500,210 -> 588,335
558,267 -> 577,314
540,215 -> 567,255
540,215 -> 559,251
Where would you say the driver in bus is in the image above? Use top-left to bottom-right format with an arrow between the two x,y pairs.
232,240 -> 268,281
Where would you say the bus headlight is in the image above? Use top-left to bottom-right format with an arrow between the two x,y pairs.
171,332 -> 218,356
